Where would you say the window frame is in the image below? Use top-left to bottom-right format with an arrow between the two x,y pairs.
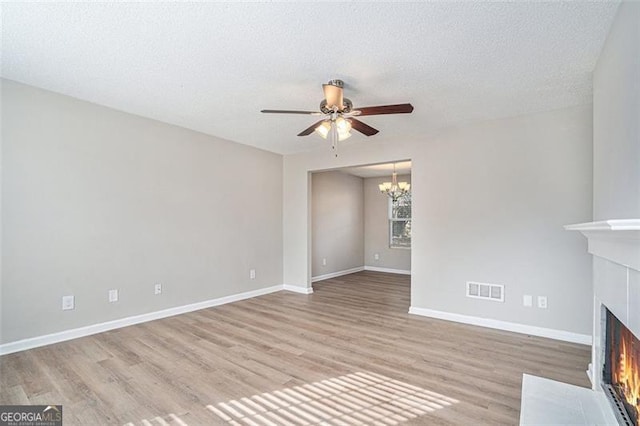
388,194 -> 411,249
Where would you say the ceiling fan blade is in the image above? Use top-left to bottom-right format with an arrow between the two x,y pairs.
323,84 -> 344,110
350,118 -> 379,136
261,109 -> 322,115
297,120 -> 326,136
354,103 -> 414,116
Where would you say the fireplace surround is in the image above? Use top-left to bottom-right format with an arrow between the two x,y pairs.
565,219 -> 640,424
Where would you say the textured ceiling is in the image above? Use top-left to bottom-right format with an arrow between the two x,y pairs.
1,2 -> 619,155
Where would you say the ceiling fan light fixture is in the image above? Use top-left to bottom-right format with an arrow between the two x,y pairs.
336,117 -> 351,132
336,117 -> 352,141
314,121 -> 331,139
315,119 -> 352,141
338,131 -> 352,142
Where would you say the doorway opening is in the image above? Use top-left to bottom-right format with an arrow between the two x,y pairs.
309,160 -> 412,312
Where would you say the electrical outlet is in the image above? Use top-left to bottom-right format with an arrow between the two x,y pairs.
62,295 -> 75,311
538,296 -> 548,309
250,269 -> 256,280
108,289 -> 118,303
374,253 -> 380,261
154,283 -> 162,295
322,258 -> 327,266
523,295 -> 533,307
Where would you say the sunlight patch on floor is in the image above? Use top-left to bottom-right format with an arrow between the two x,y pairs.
206,371 -> 459,425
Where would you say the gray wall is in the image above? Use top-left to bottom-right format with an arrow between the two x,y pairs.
364,175 -> 411,271
311,171 -> 364,278
1,80 -> 283,344
593,1 -> 640,221
414,106 -> 593,334
283,104 -> 594,335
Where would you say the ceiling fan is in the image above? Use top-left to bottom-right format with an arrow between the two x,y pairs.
261,79 -> 414,155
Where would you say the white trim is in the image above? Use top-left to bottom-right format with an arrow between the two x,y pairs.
311,266 -> 364,282
282,284 -> 314,294
564,219 -> 640,231
364,266 -> 411,275
0,285 -> 283,356
408,306 -> 592,345
565,218 -> 640,271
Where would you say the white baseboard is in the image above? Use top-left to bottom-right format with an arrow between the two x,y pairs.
364,266 -> 411,275
0,284 -> 284,356
282,284 -> 314,294
408,306 -> 592,345
311,266 -> 365,282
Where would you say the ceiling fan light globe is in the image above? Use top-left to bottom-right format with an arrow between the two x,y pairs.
333,117 -> 351,141
335,117 -> 351,132
338,131 -> 352,142
314,121 -> 331,139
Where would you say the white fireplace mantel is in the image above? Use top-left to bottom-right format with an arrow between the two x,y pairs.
520,219 -> 640,425
564,219 -> 640,272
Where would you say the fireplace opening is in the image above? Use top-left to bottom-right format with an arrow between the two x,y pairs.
604,308 -> 640,426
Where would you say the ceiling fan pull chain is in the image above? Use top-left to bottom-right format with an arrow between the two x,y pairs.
331,121 -> 338,156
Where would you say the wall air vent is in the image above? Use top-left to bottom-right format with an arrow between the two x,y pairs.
466,281 -> 504,302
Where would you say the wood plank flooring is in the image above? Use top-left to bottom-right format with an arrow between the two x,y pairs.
0,271 -> 591,425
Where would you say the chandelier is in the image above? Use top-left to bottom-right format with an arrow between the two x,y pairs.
379,163 -> 410,201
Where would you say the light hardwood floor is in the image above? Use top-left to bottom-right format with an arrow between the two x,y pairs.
0,271 -> 590,425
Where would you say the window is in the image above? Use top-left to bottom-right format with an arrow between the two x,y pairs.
389,194 -> 411,248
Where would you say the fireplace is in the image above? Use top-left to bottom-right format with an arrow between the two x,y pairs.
564,219 -> 640,424
604,308 -> 640,426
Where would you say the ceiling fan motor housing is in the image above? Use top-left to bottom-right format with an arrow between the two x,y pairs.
320,98 -> 353,114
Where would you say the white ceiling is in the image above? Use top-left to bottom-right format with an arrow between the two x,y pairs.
1,2 -> 619,155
